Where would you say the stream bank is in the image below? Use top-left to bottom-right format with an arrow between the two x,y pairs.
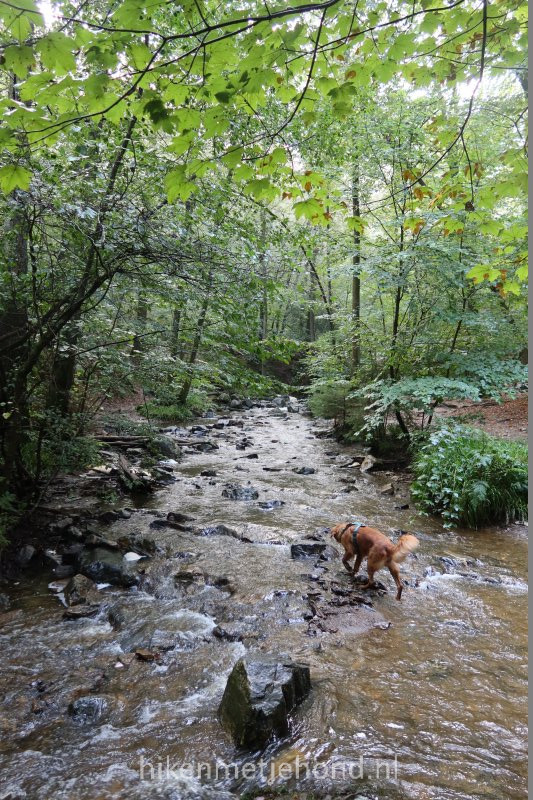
0,400 -> 527,800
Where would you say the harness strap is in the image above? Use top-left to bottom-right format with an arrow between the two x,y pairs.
340,521 -> 365,556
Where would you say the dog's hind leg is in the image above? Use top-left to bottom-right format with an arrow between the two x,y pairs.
388,564 -> 403,601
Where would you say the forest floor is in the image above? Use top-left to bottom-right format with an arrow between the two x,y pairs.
433,392 -> 528,441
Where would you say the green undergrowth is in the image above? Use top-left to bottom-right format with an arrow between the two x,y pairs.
411,424 -> 528,528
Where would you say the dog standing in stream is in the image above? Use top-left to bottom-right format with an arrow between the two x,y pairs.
330,522 -> 419,600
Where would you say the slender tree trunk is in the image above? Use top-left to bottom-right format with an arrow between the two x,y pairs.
352,161 -> 361,371
170,305 -> 182,359
131,292 -> 148,363
177,271 -> 213,405
306,248 -> 318,342
258,212 -> 268,374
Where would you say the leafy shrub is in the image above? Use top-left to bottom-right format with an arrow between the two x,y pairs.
140,388 -> 210,422
448,354 -> 528,400
411,424 -> 528,528
354,377 -> 481,435
22,412 -> 100,479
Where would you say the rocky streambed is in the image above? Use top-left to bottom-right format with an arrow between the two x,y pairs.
0,400 -> 528,800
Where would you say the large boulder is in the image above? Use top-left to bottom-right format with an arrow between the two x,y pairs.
77,548 -> 138,587
64,574 -> 98,606
218,658 -> 311,749
152,435 -> 180,459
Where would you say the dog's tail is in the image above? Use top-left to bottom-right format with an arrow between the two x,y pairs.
391,534 -> 419,563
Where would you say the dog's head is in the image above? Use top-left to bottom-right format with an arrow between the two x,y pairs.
329,523 -> 346,543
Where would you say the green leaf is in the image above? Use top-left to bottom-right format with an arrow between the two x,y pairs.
3,45 -> 35,78
0,164 -> 31,193
36,32 -> 76,75
222,147 -> 243,168
165,167 -> 197,203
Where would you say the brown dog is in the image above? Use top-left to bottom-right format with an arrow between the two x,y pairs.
330,522 -> 419,600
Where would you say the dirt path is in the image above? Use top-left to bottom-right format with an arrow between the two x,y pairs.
434,392 -> 528,441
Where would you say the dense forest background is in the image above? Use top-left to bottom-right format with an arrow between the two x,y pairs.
0,0 -> 527,533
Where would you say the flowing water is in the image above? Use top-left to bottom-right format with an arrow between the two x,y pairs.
0,406 -> 527,800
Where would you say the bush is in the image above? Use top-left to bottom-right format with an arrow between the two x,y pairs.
140,388 -> 210,422
411,424 -> 528,528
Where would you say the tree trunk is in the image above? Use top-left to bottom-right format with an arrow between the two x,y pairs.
306,248 -> 318,342
258,212 -> 268,373
177,271 -> 213,406
351,161 -> 361,371
131,292 -> 148,363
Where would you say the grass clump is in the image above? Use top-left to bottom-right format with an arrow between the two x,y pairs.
411,424 -> 528,528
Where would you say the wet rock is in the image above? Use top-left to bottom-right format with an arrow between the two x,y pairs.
360,454 -> 378,473
66,525 -> 84,540
380,483 -> 395,496
199,524 -> 244,541
135,648 -> 159,662
244,453 -> 259,459
152,435 -> 180,458
68,695 -> 109,723
117,534 -> 161,556
394,503 -> 410,510
229,399 -> 242,409
292,466 -> 315,475
222,483 -> 259,501
439,555 -> 477,571
51,564 -> 74,579
84,534 -> 119,550
47,517 -> 75,537
15,545 -> 36,567
287,404 -> 299,413
99,510 -> 121,524
0,593 -> 11,611
64,574 -> 97,606
218,658 -> 311,749
63,604 -> 100,620
200,469 -> 217,477
194,441 -> 219,452
77,548 -> 138,588
257,499 -> 285,510
213,419 -> 230,429
291,543 -> 327,559
318,545 -> 339,562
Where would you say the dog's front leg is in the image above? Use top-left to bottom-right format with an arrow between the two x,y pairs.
352,555 -> 362,575
342,554 -> 353,573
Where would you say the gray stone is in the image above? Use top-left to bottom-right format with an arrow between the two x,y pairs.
77,548 -> 138,587
380,483 -> 395,495
16,545 -> 36,567
218,658 -> 311,749
152,435 -> 180,458
257,499 -> 285,510
290,543 -> 327,559
360,454 -> 378,473
68,695 -> 109,724
222,484 -> 259,501
0,593 -> 11,612
64,574 -> 97,606
292,466 -> 315,475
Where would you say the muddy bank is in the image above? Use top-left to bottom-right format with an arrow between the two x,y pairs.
0,400 -> 527,800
